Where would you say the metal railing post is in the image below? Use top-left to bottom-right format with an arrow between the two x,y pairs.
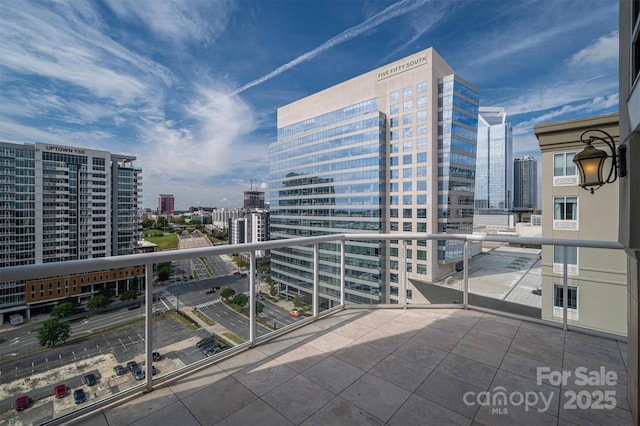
144,263 -> 153,391
313,243 -> 319,317
249,251 -> 256,346
401,239 -> 407,307
562,245 -> 568,331
463,240 -> 469,308
340,240 -> 345,306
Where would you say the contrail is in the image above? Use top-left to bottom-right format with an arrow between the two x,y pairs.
172,0 -> 427,127
230,0 -> 427,96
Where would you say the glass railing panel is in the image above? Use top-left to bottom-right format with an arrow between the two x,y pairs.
0,267 -> 147,423
260,243 -> 312,338
540,244 -> 627,337
461,239 -> 543,318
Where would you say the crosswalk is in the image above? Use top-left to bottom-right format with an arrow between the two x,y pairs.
194,298 -> 222,309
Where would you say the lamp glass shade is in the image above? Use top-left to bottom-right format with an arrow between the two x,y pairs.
573,144 -> 607,187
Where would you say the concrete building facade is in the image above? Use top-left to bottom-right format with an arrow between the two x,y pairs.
269,48 -> 479,305
0,141 -> 143,322
535,113 -> 627,336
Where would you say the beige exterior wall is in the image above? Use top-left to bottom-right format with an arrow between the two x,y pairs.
535,113 -> 627,336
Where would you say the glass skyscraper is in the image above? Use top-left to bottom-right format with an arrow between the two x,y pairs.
474,107 -> 513,213
513,156 -> 538,209
269,48 -> 479,306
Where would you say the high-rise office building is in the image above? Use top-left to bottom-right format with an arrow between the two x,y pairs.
158,194 -> 174,215
0,141 -> 143,322
474,107 -> 513,212
269,48 -> 479,305
513,156 -> 537,209
244,190 -> 265,209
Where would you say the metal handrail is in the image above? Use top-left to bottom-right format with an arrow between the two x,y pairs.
0,233 -> 623,282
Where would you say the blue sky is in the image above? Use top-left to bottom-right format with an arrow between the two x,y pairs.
0,0 -> 619,210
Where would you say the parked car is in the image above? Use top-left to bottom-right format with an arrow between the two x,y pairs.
152,351 -> 162,361
82,374 -> 98,386
152,365 -> 157,376
113,365 -> 126,375
132,367 -> 145,380
257,294 -> 265,301
15,395 -> 30,411
54,384 -> 67,398
196,336 -> 215,348
205,288 -> 216,294
290,309 -> 301,317
233,271 -> 240,275
73,389 -> 86,404
127,361 -> 139,372
204,346 -> 222,356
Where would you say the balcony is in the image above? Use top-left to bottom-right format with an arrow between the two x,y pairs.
0,234 -> 632,425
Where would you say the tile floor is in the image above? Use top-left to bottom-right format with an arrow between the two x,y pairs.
67,308 -> 632,425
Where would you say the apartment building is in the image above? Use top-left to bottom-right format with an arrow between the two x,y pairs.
0,141 -> 143,322
158,194 -> 175,216
535,113 -> 627,336
269,48 -> 479,305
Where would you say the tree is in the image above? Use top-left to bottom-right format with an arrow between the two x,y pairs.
120,290 -> 138,302
37,317 -> 71,347
269,282 -> 277,297
235,258 -> 247,270
50,302 -> 76,319
156,216 -> 167,230
255,301 -> 264,314
257,261 -> 269,275
142,218 -> 155,229
232,293 -> 248,307
293,293 -> 301,308
157,263 -> 171,282
221,287 -> 236,301
87,295 -> 110,309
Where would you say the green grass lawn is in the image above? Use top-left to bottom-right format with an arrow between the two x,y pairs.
143,233 -> 179,251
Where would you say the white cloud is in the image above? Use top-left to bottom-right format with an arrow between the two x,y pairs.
104,0 -> 232,45
135,87 -> 263,208
570,31 -> 619,65
0,3 -> 172,104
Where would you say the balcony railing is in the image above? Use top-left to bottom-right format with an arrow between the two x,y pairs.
0,233 -> 626,425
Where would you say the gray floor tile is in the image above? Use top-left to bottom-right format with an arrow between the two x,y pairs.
333,341 -> 389,371
499,352 -> 562,385
339,373 -> 411,422
271,341 -> 328,373
452,338 -> 507,368
305,330 -> 354,354
214,399 -> 294,426
169,364 -> 229,399
369,353 -> 432,392
104,387 -> 178,426
181,375 -> 257,424
558,402 -> 633,426
302,355 -> 365,395
262,374 -> 334,424
435,353 -> 497,390
415,370 -> 483,419
392,340 -> 448,370
428,317 -> 476,338
130,401 -> 200,426
356,328 -> 408,354
509,335 -> 564,366
388,393 -> 472,426
232,357 -> 297,396
301,396 -> 384,426
411,327 -> 464,352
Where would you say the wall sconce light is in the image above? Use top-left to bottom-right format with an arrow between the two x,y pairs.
573,129 -> 627,194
